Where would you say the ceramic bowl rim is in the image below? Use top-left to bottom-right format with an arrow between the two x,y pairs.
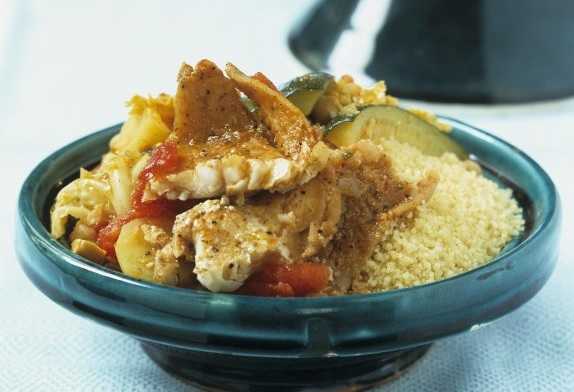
18,117 -> 558,306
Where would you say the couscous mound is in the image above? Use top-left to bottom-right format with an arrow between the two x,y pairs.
352,139 -> 524,293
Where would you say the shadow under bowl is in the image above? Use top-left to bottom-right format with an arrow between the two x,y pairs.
16,118 -> 560,391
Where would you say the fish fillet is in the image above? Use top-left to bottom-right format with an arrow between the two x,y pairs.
166,171 -> 342,292
147,60 -> 336,201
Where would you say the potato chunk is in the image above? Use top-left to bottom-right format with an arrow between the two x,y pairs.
71,239 -> 108,264
115,219 -> 158,282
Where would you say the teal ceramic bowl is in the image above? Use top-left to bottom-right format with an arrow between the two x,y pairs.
16,118 -> 560,391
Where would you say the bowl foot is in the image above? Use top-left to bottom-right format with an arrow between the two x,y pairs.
141,342 -> 430,391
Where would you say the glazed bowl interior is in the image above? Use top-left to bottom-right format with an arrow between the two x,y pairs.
17,118 -> 560,358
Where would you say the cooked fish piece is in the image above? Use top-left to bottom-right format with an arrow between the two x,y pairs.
146,60 -> 337,201
254,166 -> 342,259
172,199 -> 283,292
167,171 -> 342,292
174,60 -> 256,143
321,140 -> 439,293
225,63 -> 319,161
157,139 -> 433,294
148,133 -> 336,200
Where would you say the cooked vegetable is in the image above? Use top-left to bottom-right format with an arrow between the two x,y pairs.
281,72 -> 334,116
69,222 -> 97,242
322,116 -> 357,147
50,171 -> 114,239
325,105 -> 468,159
240,96 -> 258,113
110,95 -> 173,155
311,75 -> 396,124
239,262 -> 331,297
114,218 -> 170,282
102,153 -> 134,215
71,239 -> 108,264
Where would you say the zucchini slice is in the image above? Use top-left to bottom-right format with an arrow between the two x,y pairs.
240,96 -> 258,114
281,72 -> 334,116
325,105 -> 468,159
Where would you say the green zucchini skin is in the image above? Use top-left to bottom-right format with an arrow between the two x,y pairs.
324,105 -> 468,159
280,72 -> 334,116
240,96 -> 258,113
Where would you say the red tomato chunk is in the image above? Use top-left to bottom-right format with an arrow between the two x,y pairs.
240,262 -> 331,297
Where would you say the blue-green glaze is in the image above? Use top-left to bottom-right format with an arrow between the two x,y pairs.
16,119 -> 561,389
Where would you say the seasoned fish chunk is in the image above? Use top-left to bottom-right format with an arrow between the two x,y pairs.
147,60 -> 337,201
173,199 -> 283,292
225,63 -> 319,161
149,138 -> 336,200
174,60 -> 256,143
167,171 -> 342,292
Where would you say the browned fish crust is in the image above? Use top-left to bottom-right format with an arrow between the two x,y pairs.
174,60 -> 256,144
225,63 -> 320,161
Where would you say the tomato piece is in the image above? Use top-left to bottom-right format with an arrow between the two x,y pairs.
131,178 -> 183,219
133,140 -> 181,211
96,214 -> 133,261
141,140 -> 181,179
240,262 -> 330,297
96,140 -> 194,260
276,263 -> 331,296
132,140 -> 197,216
240,280 -> 295,297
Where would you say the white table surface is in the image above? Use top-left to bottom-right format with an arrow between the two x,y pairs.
1,1 -> 573,391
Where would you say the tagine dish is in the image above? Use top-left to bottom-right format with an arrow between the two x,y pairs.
50,60 -> 524,296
